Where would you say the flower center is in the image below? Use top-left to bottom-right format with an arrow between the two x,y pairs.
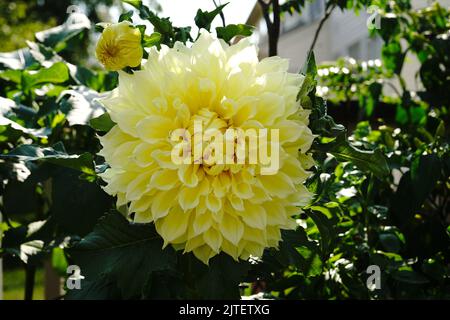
180,108 -> 250,175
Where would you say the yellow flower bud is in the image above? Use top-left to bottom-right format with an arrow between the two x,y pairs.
96,21 -> 143,71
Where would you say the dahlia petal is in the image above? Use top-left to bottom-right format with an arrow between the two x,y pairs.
136,115 -> 174,143
193,245 -> 214,265
151,191 -> 176,220
126,171 -> 152,201
242,202 -> 267,230
178,185 -> 201,210
193,211 -> 213,236
219,214 -> 244,245
134,210 -> 153,223
156,206 -> 190,244
259,172 -> 296,198
149,169 -> 179,190
203,227 -> 222,253
206,193 -> 222,212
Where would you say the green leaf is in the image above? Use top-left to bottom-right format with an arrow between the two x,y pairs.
216,24 -> 254,43
73,67 -> 118,92
393,154 -> 443,224
297,72 -> 316,102
0,69 -> 22,83
296,246 -> 323,277
119,10 -> 134,22
1,220 -> 50,264
3,178 -> 39,217
0,97 -> 50,138
122,0 -> 143,9
281,0 -> 305,14
22,62 -> 69,92
395,105 -> 408,124
143,32 -> 162,47
66,213 -> 177,299
272,228 -> 310,266
51,167 -> 113,236
35,14 -> 90,49
325,138 -> 390,179
382,40 -> 406,75
52,247 -> 69,275
194,254 -> 250,299
195,3 -> 228,31
0,144 -> 95,175
410,154 -> 442,204
138,7 -> 173,35
365,81 -> 382,116
379,233 -> 402,253
89,112 -> 116,132
308,210 -> 335,256
379,16 -> 400,42
392,270 -> 430,284
301,50 -> 317,77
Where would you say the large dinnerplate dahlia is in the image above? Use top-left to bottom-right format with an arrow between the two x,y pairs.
98,31 -> 315,264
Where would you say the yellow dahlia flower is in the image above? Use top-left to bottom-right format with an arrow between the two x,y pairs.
96,21 -> 143,71
98,32 -> 315,264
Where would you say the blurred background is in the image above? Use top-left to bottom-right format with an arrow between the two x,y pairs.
2,0 -> 443,86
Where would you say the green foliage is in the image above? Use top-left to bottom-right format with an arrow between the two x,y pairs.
65,212 -> 250,299
301,52 -> 390,180
89,113 -> 115,133
246,0 -> 449,299
216,24 -> 254,43
0,14 -> 116,295
124,0 -> 193,47
66,213 -> 177,299
195,3 -> 229,31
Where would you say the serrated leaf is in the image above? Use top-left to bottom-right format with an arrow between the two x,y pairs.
195,3 -> 228,31
308,210 -> 335,256
143,32 -> 162,47
119,10 -> 133,22
89,112 -> 115,132
216,24 -> 254,43
0,144 -> 95,175
66,213 -> 177,299
318,137 -> 390,179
